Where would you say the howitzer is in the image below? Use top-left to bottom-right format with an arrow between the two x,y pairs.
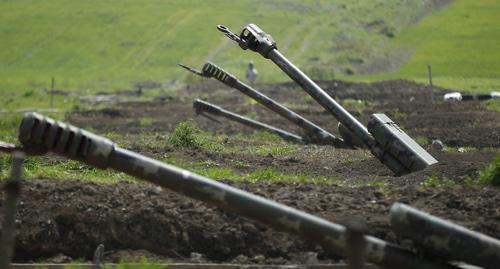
179,62 -> 351,148
390,203 -> 500,268
217,24 -> 438,176
193,99 -> 304,143
17,112 -> 457,269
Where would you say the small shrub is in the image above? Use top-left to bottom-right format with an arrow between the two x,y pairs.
478,153 -> 500,186
167,121 -> 226,151
167,120 -> 200,148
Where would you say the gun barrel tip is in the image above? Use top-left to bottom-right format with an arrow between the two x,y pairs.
217,25 -> 228,31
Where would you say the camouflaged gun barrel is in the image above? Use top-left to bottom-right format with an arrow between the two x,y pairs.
193,99 -> 304,143
179,62 -> 347,147
390,203 -> 500,268
18,112 -> 457,269
217,23 -> 438,176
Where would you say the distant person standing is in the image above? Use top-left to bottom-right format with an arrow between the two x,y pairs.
246,60 -> 258,85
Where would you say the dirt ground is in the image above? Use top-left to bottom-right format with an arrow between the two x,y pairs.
2,79 -> 500,264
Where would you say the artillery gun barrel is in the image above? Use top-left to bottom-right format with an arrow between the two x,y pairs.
390,203 -> 500,268
217,24 -> 437,176
18,112 -> 456,269
180,62 -> 348,147
193,99 -> 304,143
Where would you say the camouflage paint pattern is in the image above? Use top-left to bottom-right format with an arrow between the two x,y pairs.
180,61 -> 348,147
193,99 -> 304,143
217,23 -> 438,176
18,113 -> 456,269
390,203 -> 500,268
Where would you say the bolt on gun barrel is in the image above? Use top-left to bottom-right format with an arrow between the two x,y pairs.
18,112 -> 455,269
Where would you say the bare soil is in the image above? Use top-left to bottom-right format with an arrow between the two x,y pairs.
3,79 -> 500,264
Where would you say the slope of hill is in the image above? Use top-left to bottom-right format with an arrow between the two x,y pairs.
0,0 -> 448,98
370,0 -> 500,92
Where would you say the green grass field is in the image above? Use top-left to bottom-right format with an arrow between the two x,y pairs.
366,0 -> 500,92
0,0 -> 452,99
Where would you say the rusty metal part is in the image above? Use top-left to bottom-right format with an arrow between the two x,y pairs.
180,62 -> 349,147
0,151 -> 25,269
217,24 -> 438,176
194,99 -> 304,143
18,113 -> 457,269
390,203 -> 500,268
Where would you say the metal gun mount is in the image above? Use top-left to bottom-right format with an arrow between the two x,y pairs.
193,99 -> 304,143
180,62 -> 351,147
17,112 -> 456,269
218,24 -> 438,176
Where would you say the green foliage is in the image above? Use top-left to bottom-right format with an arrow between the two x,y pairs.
167,121 -> 225,151
0,155 -> 136,183
167,120 -> 200,148
478,153 -> 500,186
415,136 -> 429,146
485,99 -> 500,112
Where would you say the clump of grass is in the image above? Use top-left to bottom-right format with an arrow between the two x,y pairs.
167,120 -> 200,148
485,99 -> 500,112
167,120 -> 225,151
249,167 -> 280,181
414,136 -> 429,146
478,153 -> 500,186
419,175 -> 456,188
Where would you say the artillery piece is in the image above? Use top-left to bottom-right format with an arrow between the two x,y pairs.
193,99 -> 304,143
179,62 -> 351,148
390,203 -> 500,268
16,112 -> 457,269
217,24 -> 438,176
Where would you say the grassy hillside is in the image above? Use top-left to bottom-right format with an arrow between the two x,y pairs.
0,0 -> 444,101
369,0 -> 500,92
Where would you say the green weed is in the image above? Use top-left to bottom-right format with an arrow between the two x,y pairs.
167,120 -> 225,152
167,120 -> 200,148
415,136 -> 429,146
478,153 -> 500,186
485,99 -> 500,112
